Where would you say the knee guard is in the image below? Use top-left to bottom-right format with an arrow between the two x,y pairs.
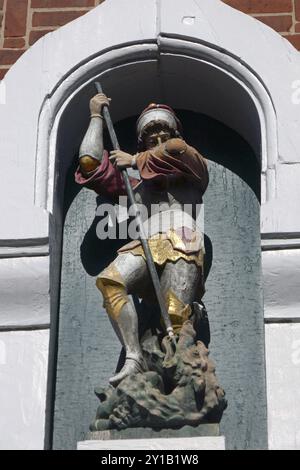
164,289 -> 192,334
96,264 -> 129,321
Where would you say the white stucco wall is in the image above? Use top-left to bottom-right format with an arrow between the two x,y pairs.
0,256 -> 50,327
0,0 -> 299,449
263,250 -> 300,320
0,330 -> 49,450
266,324 -> 300,450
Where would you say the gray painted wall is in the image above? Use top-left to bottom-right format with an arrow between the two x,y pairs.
52,113 -> 267,450
52,188 -> 121,448
204,164 -> 266,450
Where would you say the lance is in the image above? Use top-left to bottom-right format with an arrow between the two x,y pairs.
94,82 -> 174,339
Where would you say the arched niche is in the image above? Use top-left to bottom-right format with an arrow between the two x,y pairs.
41,40 -> 275,215
49,47 -> 266,450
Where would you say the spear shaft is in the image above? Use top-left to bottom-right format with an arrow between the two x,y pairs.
94,82 -> 174,339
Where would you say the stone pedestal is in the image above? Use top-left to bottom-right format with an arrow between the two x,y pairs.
77,424 -> 225,450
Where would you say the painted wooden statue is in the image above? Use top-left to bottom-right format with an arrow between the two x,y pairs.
75,93 -> 226,431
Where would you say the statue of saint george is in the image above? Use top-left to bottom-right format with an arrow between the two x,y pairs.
75,93 -> 226,431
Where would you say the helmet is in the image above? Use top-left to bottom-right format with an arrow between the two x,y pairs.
136,103 -> 182,147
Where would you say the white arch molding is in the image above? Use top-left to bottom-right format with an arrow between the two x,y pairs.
0,0 -> 300,450
37,37 -> 278,214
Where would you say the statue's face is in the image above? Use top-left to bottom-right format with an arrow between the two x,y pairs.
144,129 -> 171,149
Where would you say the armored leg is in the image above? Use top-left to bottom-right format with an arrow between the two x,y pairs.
96,253 -> 150,386
160,258 -> 203,333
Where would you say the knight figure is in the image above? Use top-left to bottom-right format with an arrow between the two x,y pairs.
75,93 -> 226,431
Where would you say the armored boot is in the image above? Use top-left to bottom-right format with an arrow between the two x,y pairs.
108,300 -> 148,386
96,264 -> 148,386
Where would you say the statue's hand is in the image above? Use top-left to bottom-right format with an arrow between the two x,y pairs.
109,150 -> 134,170
165,138 -> 187,156
89,93 -> 111,116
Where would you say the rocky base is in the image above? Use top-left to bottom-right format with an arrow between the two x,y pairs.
90,308 -> 227,432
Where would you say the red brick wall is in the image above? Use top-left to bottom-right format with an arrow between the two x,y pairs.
224,1 -> 300,49
0,0 -> 104,79
0,0 -> 299,80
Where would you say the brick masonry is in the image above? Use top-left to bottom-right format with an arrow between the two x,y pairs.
0,0 -> 299,79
